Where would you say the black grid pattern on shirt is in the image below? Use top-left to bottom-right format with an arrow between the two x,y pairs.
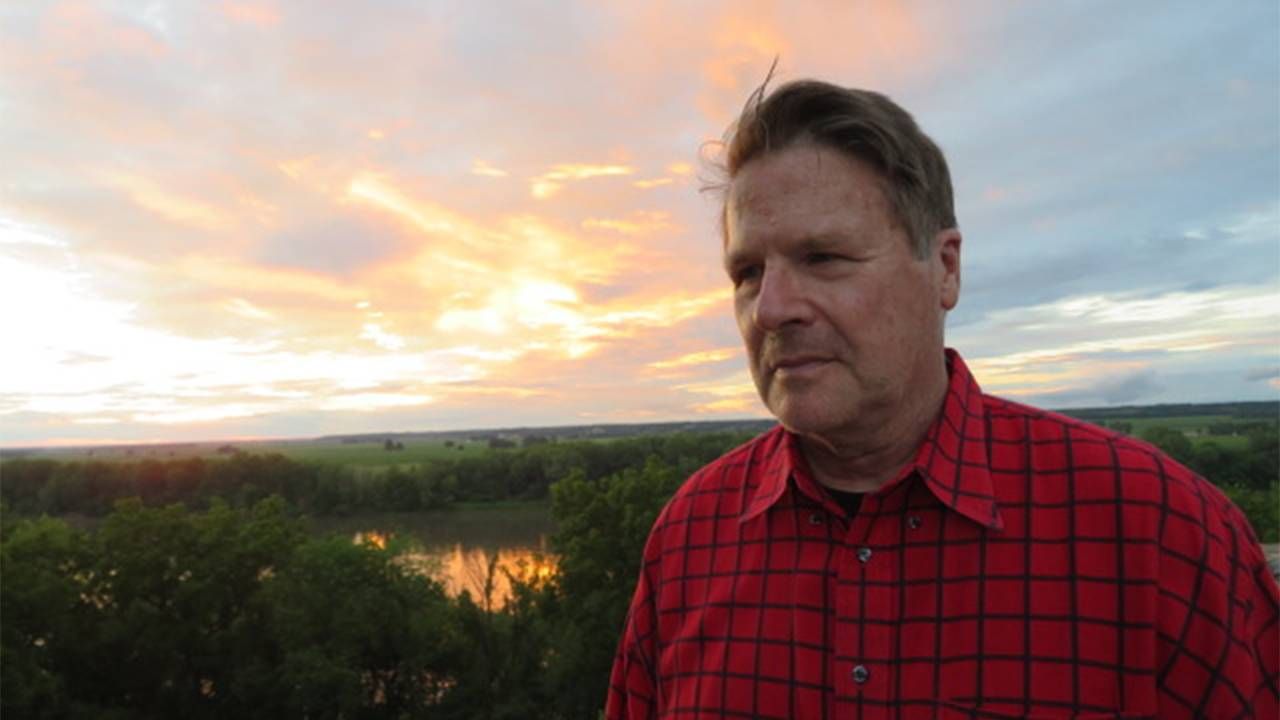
607,357 -> 1279,719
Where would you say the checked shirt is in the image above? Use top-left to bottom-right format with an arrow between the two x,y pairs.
606,351 -> 1279,718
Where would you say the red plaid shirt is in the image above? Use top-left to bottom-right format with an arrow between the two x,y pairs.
607,351 -> 1279,718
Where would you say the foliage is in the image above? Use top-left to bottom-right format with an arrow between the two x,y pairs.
1219,483 -> 1280,543
247,536 -> 462,718
540,456 -> 684,718
1140,426 -> 1195,465
0,516 -> 86,716
1,431 -> 753,519
2,423 -> 1274,718
1140,423 -> 1279,541
0,431 -> 753,718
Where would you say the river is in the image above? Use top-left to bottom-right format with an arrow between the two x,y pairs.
309,502 -> 556,609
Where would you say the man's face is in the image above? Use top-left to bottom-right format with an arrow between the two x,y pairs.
724,143 -> 960,441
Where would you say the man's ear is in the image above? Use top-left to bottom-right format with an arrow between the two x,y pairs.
935,228 -> 961,311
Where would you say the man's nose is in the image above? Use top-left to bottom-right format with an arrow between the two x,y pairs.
752,265 -> 813,331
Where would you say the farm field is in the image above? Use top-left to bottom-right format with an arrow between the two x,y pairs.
5,438 -> 490,469
1103,415 -> 1255,450
1064,403 -> 1275,451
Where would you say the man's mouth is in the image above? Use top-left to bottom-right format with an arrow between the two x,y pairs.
770,356 -> 833,376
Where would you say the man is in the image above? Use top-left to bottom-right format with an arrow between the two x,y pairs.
606,79 -> 1279,718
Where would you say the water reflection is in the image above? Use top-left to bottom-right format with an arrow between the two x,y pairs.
353,532 -> 556,609
331,505 -> 558,609
438,542 -> 556,607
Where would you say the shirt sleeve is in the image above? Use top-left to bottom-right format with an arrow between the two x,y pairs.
1156,481 -> 1280,717
606,536 -> 662,719
1245,552 -> 1280,713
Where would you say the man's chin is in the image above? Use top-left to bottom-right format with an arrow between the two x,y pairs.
767,397 -> 847,438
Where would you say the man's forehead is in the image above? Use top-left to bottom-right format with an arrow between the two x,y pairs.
727,146 -> 889,210
726,155 -> 890,241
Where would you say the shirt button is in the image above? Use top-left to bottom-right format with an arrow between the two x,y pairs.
808,512 -> 823,526
857,547 -> 873,563
907,515 -> 922,529
852,664 -> 870,683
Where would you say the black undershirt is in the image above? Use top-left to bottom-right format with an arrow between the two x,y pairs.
825,488 -> 864,517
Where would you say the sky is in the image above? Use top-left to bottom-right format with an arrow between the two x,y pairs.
1,0 -> 1277,447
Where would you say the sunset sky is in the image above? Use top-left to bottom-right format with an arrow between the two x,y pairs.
2,1 -> 1277,447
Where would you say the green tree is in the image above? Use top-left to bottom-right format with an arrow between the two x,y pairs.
541,456 -> 682,718
1243,425 -> 1279,490
0,517 -> 87,718
249,535 -> 462,718
384,466 -> 421,511
1141,425 -> 1194,465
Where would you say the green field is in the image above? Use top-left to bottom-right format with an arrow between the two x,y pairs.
9,438 -> 491,469
1190,434 -> 1250,451
1072,410 -> 1274,452
1115,414 -> 1233,433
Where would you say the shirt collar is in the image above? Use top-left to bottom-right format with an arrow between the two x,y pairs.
739,349 -> 1004,531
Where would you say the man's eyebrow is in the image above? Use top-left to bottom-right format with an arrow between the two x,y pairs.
723,234 -> 855,271
794,233 -> 851,251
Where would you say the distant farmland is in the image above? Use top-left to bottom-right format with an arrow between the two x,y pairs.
3,403 -> 1273,468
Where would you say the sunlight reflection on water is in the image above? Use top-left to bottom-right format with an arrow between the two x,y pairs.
352,529 -> 557,609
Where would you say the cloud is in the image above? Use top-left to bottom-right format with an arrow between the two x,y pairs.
1244,366 -> 1280,383
471,160 -> 509,177
649,348 -> 739,371
1018,369 -> 1164,408
1,1 -> 1277,444
221,2 -> 280,28
1096,371 -> 1164,404
225,298 -> 273,320
255,211 -> 409,276
529,163 -> 635,199
581,211 -> 674,236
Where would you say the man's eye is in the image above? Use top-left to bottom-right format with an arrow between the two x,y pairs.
808,252 -> 839,264
731,266 -> 761,287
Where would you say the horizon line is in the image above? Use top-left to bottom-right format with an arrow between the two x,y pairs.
4,398 -> 1276,452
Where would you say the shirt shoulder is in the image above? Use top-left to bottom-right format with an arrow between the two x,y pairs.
982,393 -> 1268,566
641,426 -> 783,558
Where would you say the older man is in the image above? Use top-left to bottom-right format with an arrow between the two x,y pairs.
606,80 -> 1279,718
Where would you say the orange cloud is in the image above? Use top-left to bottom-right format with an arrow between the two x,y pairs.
581,211 -> 674,235
47,1 -> 169,59
530,163 -> 635,199
100,171 -> 231,231
222,2 -> 281,28
649,347 -> 739,370
472,160 -> 509,177
633,178 -> 674,189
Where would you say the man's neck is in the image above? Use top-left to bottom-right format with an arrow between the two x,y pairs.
797,364 -> 950,494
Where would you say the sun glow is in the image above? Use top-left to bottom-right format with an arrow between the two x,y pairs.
3,3 -> 1275,446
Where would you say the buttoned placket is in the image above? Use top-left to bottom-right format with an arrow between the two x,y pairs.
835,495 -> 872,708
831,488 -> 916,717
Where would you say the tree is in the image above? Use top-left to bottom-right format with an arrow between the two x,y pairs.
1,497 -> 306,718
384,466 -> 420,512
540,456 -> 683,718
1141,425 -> 1194,465
249,536 -> 463,717
0,517 -> 86,717
1243,425 -> 1279,490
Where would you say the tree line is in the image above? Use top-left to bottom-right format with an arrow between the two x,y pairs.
0,432 -> 752,518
